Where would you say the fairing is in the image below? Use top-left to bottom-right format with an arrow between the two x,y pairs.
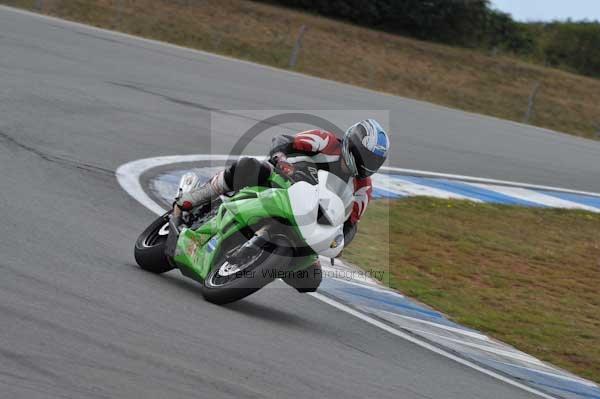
172,170 -> 349,280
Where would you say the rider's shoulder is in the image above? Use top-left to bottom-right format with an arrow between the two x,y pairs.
295,129 -> 339,140
293,129 -> 341,153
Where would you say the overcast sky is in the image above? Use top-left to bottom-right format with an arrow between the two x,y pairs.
491,0 -> 600,22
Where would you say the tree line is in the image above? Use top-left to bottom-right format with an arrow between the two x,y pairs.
260,0 -> 600,78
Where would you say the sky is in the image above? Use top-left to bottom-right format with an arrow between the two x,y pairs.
491,0 -> 600,22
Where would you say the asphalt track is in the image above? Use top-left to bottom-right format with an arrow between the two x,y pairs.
0,6 -> 596,398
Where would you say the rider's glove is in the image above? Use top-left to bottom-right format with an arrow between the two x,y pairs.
270,151 -> 287,165
174,192 -> 194,211
278,160 -> 295,177
270,152 -> 295,176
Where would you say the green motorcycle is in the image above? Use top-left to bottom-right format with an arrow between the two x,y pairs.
134,166 -> 353,304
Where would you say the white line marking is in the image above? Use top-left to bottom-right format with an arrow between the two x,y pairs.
374,309 -> 567,368
309,293 -> 558,399
493,360 -> 600,388
117,154 -> 600,215
408,327 -> 546,365
464,183 -> 600,212
372,174 -> 483,201
375,309 -> 492,341
115,154 -> 584,399
382,166 -> 600,198
116,154 -> 262,215
326,276 -> 394,292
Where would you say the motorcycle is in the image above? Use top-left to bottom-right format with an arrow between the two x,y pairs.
134,165 -> 353,304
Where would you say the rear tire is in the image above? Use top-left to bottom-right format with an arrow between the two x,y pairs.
200,238 -> 292,305
134,213 -> 175,274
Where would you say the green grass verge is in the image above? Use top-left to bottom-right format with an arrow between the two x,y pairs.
343,198 -> 600,383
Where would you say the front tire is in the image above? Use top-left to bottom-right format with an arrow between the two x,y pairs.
200,238 -> 292,305
134,213 -> 175,274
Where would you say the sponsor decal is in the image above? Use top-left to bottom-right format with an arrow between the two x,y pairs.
207,236 -> 218,253
185,234 -> 210,258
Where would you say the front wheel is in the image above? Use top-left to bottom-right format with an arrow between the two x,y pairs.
134,213 -> 175,274
200,237 -> 292,305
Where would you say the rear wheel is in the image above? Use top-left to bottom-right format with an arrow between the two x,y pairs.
134,213 -> 175,274
200,236 -> 292,305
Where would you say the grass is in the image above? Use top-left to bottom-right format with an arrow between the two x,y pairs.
343,197 -> 600,383
3,0 -> 600,139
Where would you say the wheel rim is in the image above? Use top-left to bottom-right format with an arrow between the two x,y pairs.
217,246 -> 263,277
142,222 -> 169,248
205,249 -> 269,288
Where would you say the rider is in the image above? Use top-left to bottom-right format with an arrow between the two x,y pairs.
175,119 -> 390,287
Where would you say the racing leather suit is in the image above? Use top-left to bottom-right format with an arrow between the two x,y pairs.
181,129 -> 373,246
267,129 -> 373,246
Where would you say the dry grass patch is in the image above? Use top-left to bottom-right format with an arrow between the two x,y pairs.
4,0 -> 600,139
344,197 -> 600,383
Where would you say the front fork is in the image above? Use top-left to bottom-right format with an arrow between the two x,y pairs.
164,213 -> 182,264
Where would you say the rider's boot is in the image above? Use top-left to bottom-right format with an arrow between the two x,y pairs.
177,171 -> 229,210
